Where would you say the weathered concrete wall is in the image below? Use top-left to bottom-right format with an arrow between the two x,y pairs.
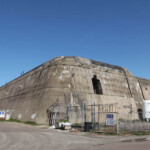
0,56 -> 150,124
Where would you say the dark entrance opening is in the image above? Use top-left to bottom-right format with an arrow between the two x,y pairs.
92,75 -> 103,95
138,109 -> 143,121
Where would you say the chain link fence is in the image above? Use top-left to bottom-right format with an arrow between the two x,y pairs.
67,102 -> 150,134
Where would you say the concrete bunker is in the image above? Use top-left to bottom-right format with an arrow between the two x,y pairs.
0,56 -> 150,124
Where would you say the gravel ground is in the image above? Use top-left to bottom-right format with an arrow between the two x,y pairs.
0,122 -> 150,150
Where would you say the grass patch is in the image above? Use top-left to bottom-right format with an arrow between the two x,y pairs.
96,131 -> 150,136
132,131 -> 150,136
115,130 -> 150,136
94,128 -> 150,136
72,123 -> 82,126
8,118 -> 22,123
98,131 -> 117,136
0,118 -> 39,126
0,118 -> 22,123
59,119 -> 68,123
24,121 -> 38,126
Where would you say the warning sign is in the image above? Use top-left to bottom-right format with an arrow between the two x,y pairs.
106,114 -> 114,126
0,111 -> 5,119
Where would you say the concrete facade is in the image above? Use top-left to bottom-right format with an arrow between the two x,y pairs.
0,56 -> 150,124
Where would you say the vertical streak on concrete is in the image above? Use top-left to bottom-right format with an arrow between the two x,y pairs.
122,68 -> 133,98
71,73 -> 75,104
138,80 -> 145,100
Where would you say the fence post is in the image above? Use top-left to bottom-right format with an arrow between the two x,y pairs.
116,112 -> 119,134
94,102 -> 96,131
91,101 -> 96,131
98,104 -> 100,131
82,101 -> 86,131
84,101 -> 86,122
67,104 -> 71,122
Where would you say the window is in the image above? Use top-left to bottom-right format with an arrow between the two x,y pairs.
92,75 -> 103,95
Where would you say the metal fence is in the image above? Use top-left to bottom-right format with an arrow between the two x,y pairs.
67,102 -> 150,134
117,112 -> 150,133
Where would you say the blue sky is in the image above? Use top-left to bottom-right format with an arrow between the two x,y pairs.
0,0 -> 150,86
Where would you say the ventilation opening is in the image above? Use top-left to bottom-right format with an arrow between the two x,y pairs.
138,109 -> 143,121
92,75 -> 103,95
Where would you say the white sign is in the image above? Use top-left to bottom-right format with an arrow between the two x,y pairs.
106,114 -> 114,126
0,111 -> 5,119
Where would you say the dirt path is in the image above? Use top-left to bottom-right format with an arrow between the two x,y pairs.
0,122 -> 150,150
